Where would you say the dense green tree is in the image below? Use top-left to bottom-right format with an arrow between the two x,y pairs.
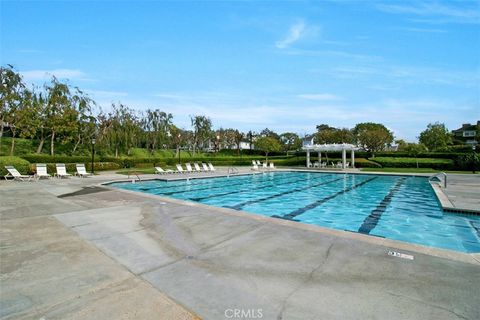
353,122 -> 394,156
316,127 -> 353,144
144,109 -> 173,152
43,78 -> 78,156
191,115 -> 212,153
0,65 -> 26,155
70,88 -> 96,154
419,122 -> 452,151
255,136 -> 281,161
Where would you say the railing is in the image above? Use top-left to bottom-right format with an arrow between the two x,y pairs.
429,172 -> 447,188
227,167 -> 239,176
127,172 -> 142,183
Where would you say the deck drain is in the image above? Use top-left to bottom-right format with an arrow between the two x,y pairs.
388,250 -> 414,260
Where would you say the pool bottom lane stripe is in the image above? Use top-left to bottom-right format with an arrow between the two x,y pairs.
189,174 -> 335,202
274,176 -> 378,221
358,177 -> 407,234
226,176 -> 346,210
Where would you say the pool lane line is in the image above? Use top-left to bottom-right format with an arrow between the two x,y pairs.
160,175 -> 276,195
166,173 -> 322,197
188,173 -> 339,202
225,176 -> 347,211
357,177 -> 407,235
134,172 -> 275,192
470,221 -> 480,238
274,176 -> 378,221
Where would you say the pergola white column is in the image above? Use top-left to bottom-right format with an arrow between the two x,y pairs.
302,143 -> 359,170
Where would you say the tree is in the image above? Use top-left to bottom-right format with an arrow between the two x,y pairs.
279,132 -> 301,151
0,65 -> 26,155
70,87 -> 96,154
419,122 -> 452,151
191,115 -> 212,153
255,136 -> 281,161
316,127 -> 353,144
395,139 -> 408,151
353,122 -> 393,157
144,109 -> 173,152
233,130 -> 244,155
259,128 -> 280,140
404,143 -> 427,168
44,77 -> 78,156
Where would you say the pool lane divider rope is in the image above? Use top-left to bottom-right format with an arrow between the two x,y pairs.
357,177 -> 407,234
273,176 -> 379,221
225,176 -> 346,211
189,174 -> 338,202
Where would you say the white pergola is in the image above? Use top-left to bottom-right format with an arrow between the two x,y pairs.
302,143 -> 359,169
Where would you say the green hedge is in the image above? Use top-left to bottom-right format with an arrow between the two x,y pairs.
370,157 -> 455,169
0,156 -> 32,176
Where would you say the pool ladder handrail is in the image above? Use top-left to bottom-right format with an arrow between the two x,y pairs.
429,172 -> 447,188
127,172 -> 142,183
227,167 -> 239,177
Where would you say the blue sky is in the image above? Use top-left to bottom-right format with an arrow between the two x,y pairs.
1,0 -> 479,141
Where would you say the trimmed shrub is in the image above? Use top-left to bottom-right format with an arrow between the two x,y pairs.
352,158 -> 382,168
369,157 -> 454,169
0,156 -> 32,176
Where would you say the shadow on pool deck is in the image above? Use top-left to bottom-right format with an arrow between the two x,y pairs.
1,171 -> 479,319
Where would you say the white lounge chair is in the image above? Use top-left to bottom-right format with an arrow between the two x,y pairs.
207,162 -> 216,171
185,163 -> 196,173
256,160 -> 262,166
262,162 -> 268,169
202,163 -> 210,171
155,167 -> 173,174
35,163 -> 51,179
252,160 -> 256,166
176,164 -> 186,173
75,164 -> 93,177
269,162 -> 275,169
251,164 -> 259,171
4,166 -> 33,181
193,162 -> 204,172
55,163 -> 71,178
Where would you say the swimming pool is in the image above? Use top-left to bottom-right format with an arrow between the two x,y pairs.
110,172 -> 480,253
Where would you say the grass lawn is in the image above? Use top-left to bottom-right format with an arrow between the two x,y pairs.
361,167 -> 478,174
116,168 -> 158,175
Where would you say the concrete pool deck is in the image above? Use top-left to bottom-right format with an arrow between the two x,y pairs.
1,169 -> 479,319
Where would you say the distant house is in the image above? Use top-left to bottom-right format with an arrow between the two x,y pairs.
205,139 -> 254,152
452,121 -> 479,145
302,135 -> 315,147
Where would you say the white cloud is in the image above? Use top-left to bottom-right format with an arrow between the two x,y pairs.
275,21 -> 317,49
86,90 -> 128,99
377,3 -> 480,24
298,94 -> 343,101
21,69 -> 89,82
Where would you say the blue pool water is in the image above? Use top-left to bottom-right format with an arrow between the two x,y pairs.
110,172 -> 480,253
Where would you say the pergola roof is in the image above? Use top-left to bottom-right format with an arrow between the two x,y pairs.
302,143 -> 359,152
